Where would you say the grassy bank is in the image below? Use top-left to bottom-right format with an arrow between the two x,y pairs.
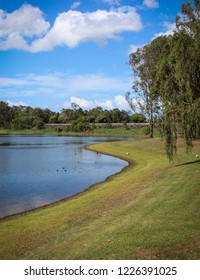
0,138 -> 199,259
0,126 -> 151,137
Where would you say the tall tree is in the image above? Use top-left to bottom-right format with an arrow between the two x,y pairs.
126,40 -> 163,138
128,0 -> 200,159
157,0 -> 200,159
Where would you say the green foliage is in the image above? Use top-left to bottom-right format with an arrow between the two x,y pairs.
12,116 -> 35,130
128,0 -> 200,159
32,118 -> 45,130
0,101 -> 13,128
158,0 -> 200,159
130,113 -> 146,123
49,113 -> 59,123
0,101 -> 144,133
55,127 -> 63,133
127,41 -> 162,138
71,117 -> 90,132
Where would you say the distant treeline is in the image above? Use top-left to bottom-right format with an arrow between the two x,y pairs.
0,101 -> 146,131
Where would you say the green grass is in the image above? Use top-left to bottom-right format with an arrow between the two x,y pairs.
0,126 -> 150,137
0,138 -> 199,260
0,128 -> 56,135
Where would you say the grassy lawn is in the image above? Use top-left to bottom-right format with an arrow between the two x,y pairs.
0,138 -> 199,260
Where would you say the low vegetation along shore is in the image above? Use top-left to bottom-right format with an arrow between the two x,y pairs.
0,138 -> 200,259
0,125 -> 150,137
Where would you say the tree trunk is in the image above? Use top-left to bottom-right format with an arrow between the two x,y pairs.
149,120 -> 154,138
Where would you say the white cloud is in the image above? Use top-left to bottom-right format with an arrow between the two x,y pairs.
0,72 -> 131,97
63,97 -> 94,109
0,5 -> 142,52
67,73 -> 130,92
71,1 -> 81,10
0,4 -> 50,51
163,21 -> 176,33
99,99 -> 114,109
0,77 -> 29,87
143,0 -> 159,8
32,6 -> 142,51
101,0 -> 121,5
7,100 -> 29,107
0,72 -> 132,111
114,95 -> 130,110
63,95 -> 130,110
153,21 -> 176,39
0,4 -> 49,37
127,21 -> 175,56
0,73 -> 65,89
128,44 -> 144,55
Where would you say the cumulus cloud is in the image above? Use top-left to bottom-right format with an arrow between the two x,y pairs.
0,4 -> 50,51
143,0 -> 159,8
0,4 -> 142,52
7,100 -> 29,107
63,95 -> 130,110
31,6 -> 142,51
114,95 -> 130,110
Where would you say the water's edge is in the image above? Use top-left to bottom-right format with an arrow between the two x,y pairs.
0,142 -> 131,221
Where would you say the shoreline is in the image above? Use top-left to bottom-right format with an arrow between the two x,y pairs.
1,138 -> 200,259
0,140 -> 133,221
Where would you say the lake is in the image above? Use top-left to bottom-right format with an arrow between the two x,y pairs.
0,135 -> 129,218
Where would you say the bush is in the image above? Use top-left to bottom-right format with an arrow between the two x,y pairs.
32,118 -> 44,130
71,117 -> 90,132
12,116 -> 34,130
55,127 -> 63,133
130,114 -> 146,123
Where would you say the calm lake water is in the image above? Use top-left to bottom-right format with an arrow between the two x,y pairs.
0,135 -> 128,218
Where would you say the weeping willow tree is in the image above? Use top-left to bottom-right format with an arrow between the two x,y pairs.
128,0 -> 200,159
158,0 -> 200,159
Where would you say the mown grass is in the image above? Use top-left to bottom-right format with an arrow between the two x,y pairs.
0,138 -> 199,260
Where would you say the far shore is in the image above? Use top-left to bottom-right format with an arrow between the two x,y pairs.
0,125 -> 152,139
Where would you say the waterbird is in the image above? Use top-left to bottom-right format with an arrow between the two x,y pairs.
196,154 -> 199,158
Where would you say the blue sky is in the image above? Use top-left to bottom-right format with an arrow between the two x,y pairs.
0,0 -> 189,112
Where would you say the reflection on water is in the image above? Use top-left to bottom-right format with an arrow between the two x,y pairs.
0,135 -> 129,218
